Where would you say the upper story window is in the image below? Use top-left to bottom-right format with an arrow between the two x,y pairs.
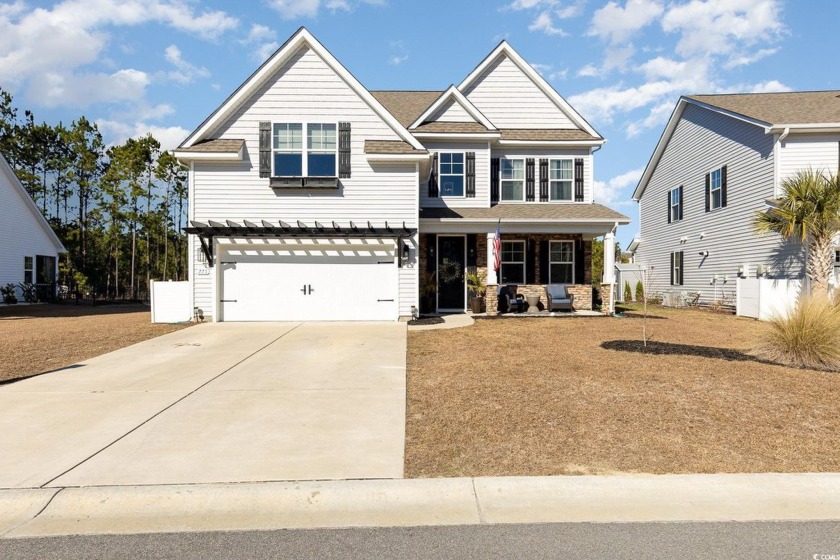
710,167 -> 723,209
439,153 -> 464,197
501,159 -> 524,201
670,186 -> 682,222
549,159 -> 573,201
500,241 -> 525,284
273,122 -> 336,177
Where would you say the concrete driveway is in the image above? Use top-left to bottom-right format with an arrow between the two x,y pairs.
0,322 -> 406,488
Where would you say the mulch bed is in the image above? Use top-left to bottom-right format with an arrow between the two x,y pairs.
405,305 -> 840,477
0,303 -> 190,383
408,316 -> 446,326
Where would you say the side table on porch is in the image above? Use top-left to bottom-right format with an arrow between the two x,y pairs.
525,294 -> 540,313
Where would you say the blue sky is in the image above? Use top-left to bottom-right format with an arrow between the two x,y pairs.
1,0 -> 837,247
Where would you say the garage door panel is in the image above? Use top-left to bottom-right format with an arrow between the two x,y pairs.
219,245 -> 398,322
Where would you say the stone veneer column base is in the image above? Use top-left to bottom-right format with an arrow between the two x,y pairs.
600,283 -> 614,315
486,285 -> 499,316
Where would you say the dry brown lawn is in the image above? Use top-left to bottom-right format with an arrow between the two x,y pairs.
0,304 -> 189,383
406,305 -> 840,477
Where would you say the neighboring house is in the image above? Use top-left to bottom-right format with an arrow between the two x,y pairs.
0,153 -> 65,301
174,28 -> 629,322
631,91 -> 840,307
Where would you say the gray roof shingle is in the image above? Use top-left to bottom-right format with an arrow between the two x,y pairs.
686,91 -> 840,125
187,139 -> 245,152
370,90 -> 443,127
364,140 -> 428,155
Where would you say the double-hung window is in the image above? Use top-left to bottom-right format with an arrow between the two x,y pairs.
670,186 -> 682,222
273,123 -> 336,177
549,241 -> 574,283
439,153 -> 464,197
710,167 -> 723,210
500,241 -> 525,284
501,159 -> 524,201
549,159 -> 573,201
671,251 -> 683,286
23,256 -> 33,284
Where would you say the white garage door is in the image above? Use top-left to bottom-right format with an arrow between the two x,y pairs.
218,244 -> 398,321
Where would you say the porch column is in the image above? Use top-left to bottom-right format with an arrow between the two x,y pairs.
602,228 -> 616,315
486,232 -> 498,286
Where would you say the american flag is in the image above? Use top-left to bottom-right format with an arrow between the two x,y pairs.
493,220 -> 501,272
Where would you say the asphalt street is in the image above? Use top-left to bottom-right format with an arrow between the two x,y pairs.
2,521 -> 839,559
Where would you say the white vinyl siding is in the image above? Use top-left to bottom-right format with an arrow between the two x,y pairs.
778,134 -> 840,187
428,99 -> 475,123
420,141 -> 489,208
190,45 -> 418,320
0,162 -> 61,297
635,103 -> 803,307
462,54 -> 575,129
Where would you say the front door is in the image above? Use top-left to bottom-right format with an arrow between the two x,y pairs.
437,236 -> 465,311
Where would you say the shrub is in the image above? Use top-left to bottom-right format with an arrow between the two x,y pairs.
623,281 -> 632,302
635,281 -> 645,302
1,283 -> 17,304
19,282 -> 37,303
754,296 -> 840,371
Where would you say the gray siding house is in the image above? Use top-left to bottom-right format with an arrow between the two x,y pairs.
631,91 -> 840,307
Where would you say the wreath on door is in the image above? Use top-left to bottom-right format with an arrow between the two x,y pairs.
438,260 -> 462,283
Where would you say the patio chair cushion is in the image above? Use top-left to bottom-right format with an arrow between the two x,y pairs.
545,284 -> 574,311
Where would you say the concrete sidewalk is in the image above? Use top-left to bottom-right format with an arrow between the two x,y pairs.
3,473 -> 840,538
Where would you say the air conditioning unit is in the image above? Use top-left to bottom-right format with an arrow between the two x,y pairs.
663,291 -> 683,307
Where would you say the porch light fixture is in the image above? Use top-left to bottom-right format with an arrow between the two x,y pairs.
699,250 -> 709,257
402,240 -> 411,263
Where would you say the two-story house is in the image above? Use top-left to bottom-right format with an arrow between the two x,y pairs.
631,91 -> 840,307
174,28 -> 629,321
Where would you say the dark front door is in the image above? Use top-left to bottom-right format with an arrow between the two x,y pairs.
437,236 -> 465,310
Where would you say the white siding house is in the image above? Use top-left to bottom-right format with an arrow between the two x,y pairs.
175,28 -> 629,321
0,154 -> 65,300
632,91 -> 840,308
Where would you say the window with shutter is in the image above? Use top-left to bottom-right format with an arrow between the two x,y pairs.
338,122 -> 351,178
466,152 -> 476,198
574,158 -> 584,202
491,158 -> 500,202
429,153 -> 439,197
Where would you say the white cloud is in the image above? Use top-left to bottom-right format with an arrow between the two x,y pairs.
528,11 -> 568,36
268,0 -> 387,19
577,64 -> 602,78
723,47 -> 779,69
97,119 -> 190,151
245,24 -> 275,44
162,45 -> 210,85
531,62 -> 568,81
28,69 -> 150,108
241,24 -> 279,62
589,0 -> 663,44
661,0 -> 784,59
594,167 -> 644,207
389,55 -> 409,65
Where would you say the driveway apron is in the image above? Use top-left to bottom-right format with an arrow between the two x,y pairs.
0,322 -> 406,488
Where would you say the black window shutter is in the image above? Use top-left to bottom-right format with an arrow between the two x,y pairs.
467,234 -> 477,267
721,165 -> 728,207
466,152 -> 476,198
525,158 -> 535,202
574,239 -> 585,284
338,122 -> 351,178
539,159 -> 548,202
670,253 -> 675,285
490,157 -> 500,202
679,251 -> 684,285
425,234 -> 436,272
574,158 -> 584,202
667,190 -> 671,224
539,239 -> 549,283
428,153 -> 439,197
259,122 -> 271,178
678,186 -> 684,220
526,238 -> 536,284
704,173 -> 710,212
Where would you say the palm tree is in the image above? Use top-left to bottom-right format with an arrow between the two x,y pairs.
754,169 -> 840,299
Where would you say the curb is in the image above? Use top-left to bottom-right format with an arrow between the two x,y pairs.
3,473 -> 840,538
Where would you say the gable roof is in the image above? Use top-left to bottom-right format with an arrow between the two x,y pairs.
370,90 -> 443,128
686,91 -> 840,127
0,153 -> 65,253
633,90 -> 840,201
409,85 -> 496,130
458,41 -> 603,140
180,28 -> 424,151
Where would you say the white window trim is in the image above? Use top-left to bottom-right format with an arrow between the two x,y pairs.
437,151 -> 466,199
23,256 -> 33,284
272,121 -> 338,177
500,157 -> 526,203
548,240 -> 575,284
500,239 -> 526,284
709,166 -> 723,210
548,157 -> 574,203
672,251 -> 682,286
670,186 -> 682,222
